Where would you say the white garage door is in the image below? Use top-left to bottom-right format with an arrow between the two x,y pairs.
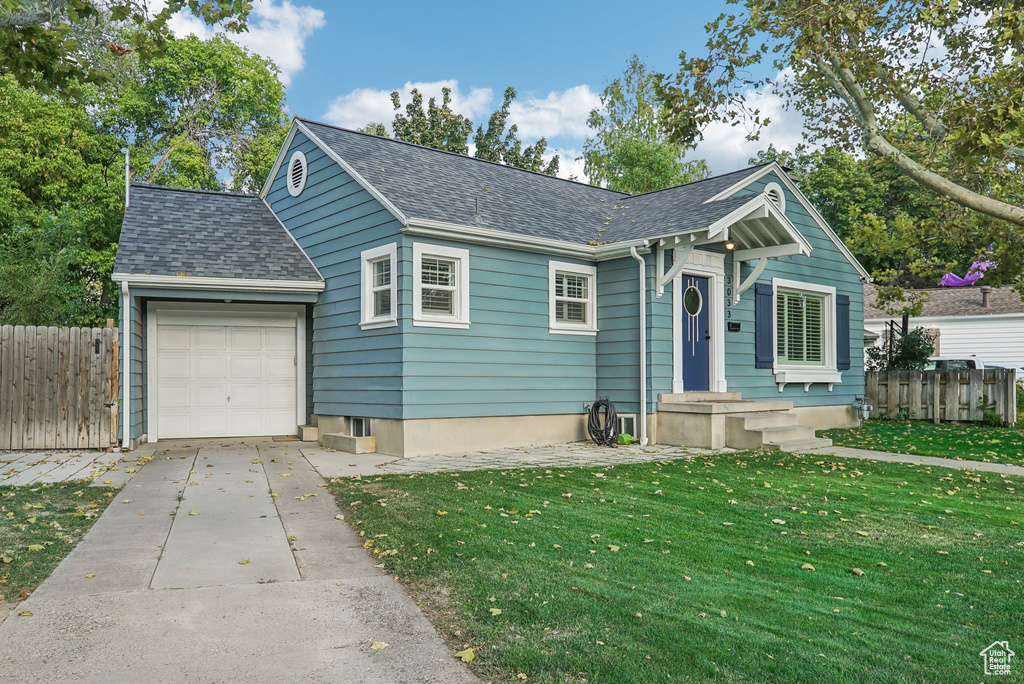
154,310 -> 298,439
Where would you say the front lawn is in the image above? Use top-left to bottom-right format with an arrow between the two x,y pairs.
823,420 -> 1024,466
332,452 -> 1022,683
0,483 -> 112,602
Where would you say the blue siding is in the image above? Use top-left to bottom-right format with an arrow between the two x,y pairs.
118,294 -> 145,442
266,131 -> 405,420
596,254 -> 670,414
399,237 -> 596,419
721,171 -> 866,406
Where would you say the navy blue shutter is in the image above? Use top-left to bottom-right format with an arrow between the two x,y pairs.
836,294 -> 851,370
754,283 -> 774,369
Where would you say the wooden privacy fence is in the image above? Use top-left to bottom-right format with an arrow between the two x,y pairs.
0,325 -> 119,450
866,369 -> 1017,424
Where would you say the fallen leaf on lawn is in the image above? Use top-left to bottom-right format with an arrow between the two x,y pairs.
436,510 -> 448,516
489,608 -> 502,616
937,550 -> 949,555
855,531 -> 869,537
607,545 -> 620,552
188,510 -> 199,516
454,648 -> 475,663
370,641 -> 389,651
745,560 -> 755,566
517,674 -> 527,681
875,562 -> 888,567
26,544 -> 44,552
771,519 -> 786,525
722,522 -> 734,527
852,568 -> 865,577
801,563 -> 816,571
720,610 -> 727,618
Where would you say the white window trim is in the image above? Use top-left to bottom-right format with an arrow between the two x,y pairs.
287,150 -> 308,197
763,181 -> 786,213
771,277 -> 841,392
548,260 -> 598,335
412,242 -> 471,329
360,243 -> 398,330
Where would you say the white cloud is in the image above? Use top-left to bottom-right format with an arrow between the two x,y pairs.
545,148 -> 587,182
323,80 -> 493,131
164,0 -> 325,86
694,69 -> 810,174
507,86 -> 601,141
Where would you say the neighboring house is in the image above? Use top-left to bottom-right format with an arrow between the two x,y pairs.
113,117 -> 868,457
865,285 -> 1024,370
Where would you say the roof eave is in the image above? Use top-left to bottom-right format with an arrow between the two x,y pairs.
112,273 -> 326,293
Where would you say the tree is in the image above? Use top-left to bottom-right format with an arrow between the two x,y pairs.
0,0 -> 252,96
96,34 -> 289,192
386,87 -> 473,154
474,87 -> 558,175
0,74 -> 122,324
656,1 -> 1024,228
585,55 -> 708,194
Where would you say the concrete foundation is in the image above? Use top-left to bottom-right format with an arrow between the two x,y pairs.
313,413 -> 589,458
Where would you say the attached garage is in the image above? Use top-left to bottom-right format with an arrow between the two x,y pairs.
147,303 -> 307,440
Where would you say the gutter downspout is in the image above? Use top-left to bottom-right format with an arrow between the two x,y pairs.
121,281 -> 130,451
629,246 -> 649,446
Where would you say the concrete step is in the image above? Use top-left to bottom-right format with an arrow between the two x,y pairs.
658,399 -> 794,414
321,433 -> 376,454
766,437 -> 834,452
726,411 -> 798,430
659,391 -> 743,403
299,424 -> 319,441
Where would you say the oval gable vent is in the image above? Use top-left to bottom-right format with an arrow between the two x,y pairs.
764,181 -> 785,213
287,150 -> 308,197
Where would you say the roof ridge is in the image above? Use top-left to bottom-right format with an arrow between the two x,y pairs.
297,117 -> 627,196
131,182 -> 256,198
625,163 -> 776,200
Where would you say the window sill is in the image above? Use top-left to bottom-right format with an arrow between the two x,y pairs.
413,318 -> 470,329
549,326 -> 598,336
360,318 -> 398,330
774,368 -> 842,392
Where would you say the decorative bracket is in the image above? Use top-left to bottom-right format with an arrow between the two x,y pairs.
732,256 -> 767,304
655,237 -> 697,298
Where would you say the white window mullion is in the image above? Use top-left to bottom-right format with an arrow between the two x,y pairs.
413,243 -> 471,328
549,260 -> 597,335
360,243 -> 397,330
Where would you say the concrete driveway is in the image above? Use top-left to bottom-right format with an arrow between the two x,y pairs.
0,440 -> 475,683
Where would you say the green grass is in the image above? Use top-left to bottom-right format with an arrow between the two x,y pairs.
823,420 -> 1024,466
0,483 -> 112,601
331,452 -> 1023,683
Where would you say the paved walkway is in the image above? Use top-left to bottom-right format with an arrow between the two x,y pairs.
305,442 -> 730,478
801,444 -> 1024,476
0,450 -> 142,487
0,440 -> 475,684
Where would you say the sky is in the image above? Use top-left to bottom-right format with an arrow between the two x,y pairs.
167,0 -> 807,180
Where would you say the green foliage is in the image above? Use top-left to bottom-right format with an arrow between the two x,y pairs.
387,87 -> 473,154
657,0 -> 1024,288
96,34 -> 289,192
0,74 -> 122,325
585,55 -> 707,193
473,87 -> 558,175
332,453 -> 1022,681
865,327 -> 934,371
0,1 -> 253,97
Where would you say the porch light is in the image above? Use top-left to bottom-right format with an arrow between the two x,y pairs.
724,239 -> 736,251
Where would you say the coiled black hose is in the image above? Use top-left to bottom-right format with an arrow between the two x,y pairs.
588,399 -> 619,447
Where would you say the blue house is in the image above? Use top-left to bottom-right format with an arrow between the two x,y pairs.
112,117 -> 869,456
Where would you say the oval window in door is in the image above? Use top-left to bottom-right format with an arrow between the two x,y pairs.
684,286 -> 703,316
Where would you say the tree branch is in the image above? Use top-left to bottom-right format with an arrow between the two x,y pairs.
875,64 -> 947,141
818,56 -> 1024,227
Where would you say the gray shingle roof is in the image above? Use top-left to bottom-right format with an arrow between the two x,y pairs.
299,119 -> 767,245
113,184 -> 322,282
865,284 -> 1024,318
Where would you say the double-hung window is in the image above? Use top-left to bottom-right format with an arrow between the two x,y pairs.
771,278 -> 841,389
413,243 -> 470,328
360,243 -> 397,329
549,261 -> 597,335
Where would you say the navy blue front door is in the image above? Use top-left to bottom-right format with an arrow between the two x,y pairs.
681,275 -> 711,392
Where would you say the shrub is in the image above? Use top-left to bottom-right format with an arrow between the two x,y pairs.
866,327 -> 935,371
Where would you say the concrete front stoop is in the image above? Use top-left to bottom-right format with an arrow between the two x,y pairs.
657,392 -> 832,451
